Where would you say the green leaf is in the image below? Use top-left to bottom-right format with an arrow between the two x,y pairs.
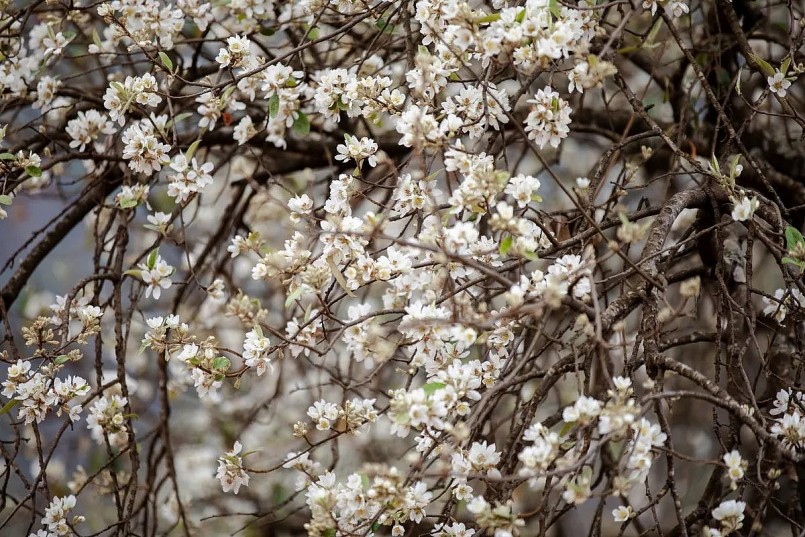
268,93 -> 280,119
25,165 -> 42,178
782,256 -> 803,267
515,8 -> 526,23
645,19 -> 662,47
549,0 -> 561,18
260,26 -> 276,36
54,355 -> 70,365
499,235 -> 513,256
423,382 -> 445,395
212,357 -> 231,370
307,26 -> 320,40
522,250 -> 539,262
785,226 -> 804,250
0,152 -> 16,160
166,112 -> 192,130
781,57 -> 792,76
92,28 -> 102,48
375,17 -> 395,33
0,195 -> 12,205
749,53 -> 775,77
326,257 -> 356,297
186,139 -> 201,160
285,286 -> 304,308
119,198 -> 139,209
475,13 -> 501,24
147,248 -> 159,270
559,421 -> 574,437
292,112 -> 311,136
417,45 -> 429,56
0,398 -> 20,416
158,51 -> 173,71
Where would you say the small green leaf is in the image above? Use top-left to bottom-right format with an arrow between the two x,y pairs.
0,152 -> 16,160
375,18 -> 395,33
0,195 -> 12,205
147,248 -> 159,270
522,250 -> 539,262
782,256 -> 802,267
268,93 -> 280,118
559,421 -> 574,437
285,287 -> 304,308
749,53 -> 775,76
326,257 -> 356,298
119,198 -> 139,209
292,112 -> 311,136
212,356 -> 231,370
645,19 -> 662,47
308,26 -> 320,40
515,8 -> 526,23
92,28 -> 102,48
25,165 -> 42,178
0,398 -> 20,416
168,112 -> 192,127
222,85 -> 236,102
781,57 -> 792,76
423,382 -> 445,395
417,45 -> 429,56
475,13 -> 501,24
260,26 -> 276,36
186,139 -> 201,160
549,0 -> 561,18
785,226 -> 804,250
499,235 -> 513,256
158,51 -> 173,71
54,355 -> 70,365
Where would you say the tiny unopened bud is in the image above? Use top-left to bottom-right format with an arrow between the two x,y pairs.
292,421 -> 308,438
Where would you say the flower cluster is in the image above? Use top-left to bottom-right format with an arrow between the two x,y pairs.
304,397 -> 378,434
29,495 -> 84,537
301,467 -> 432,537
2,361 -> 88,425
216,441 -> 250,494
769,388 -> 805,451
103,74 -> 162,125
86,393 -> 129,448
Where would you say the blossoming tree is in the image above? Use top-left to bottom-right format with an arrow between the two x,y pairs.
1,0 -> 804,536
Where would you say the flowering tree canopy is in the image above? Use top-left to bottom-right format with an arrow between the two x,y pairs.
1,0 -> 805,536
